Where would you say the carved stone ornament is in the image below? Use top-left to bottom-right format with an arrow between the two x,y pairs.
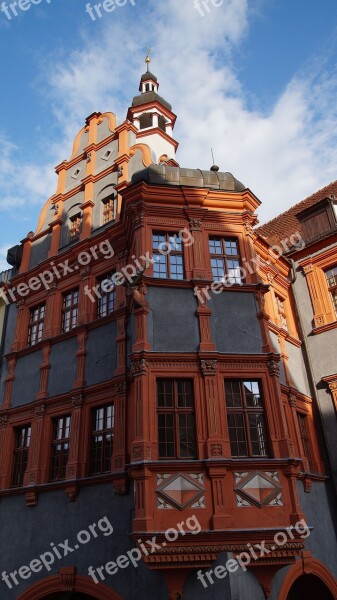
268,360 -> 280,377
210,444 -> 223,457
115,381 -> 127,395
201,359 -> 217,375
0,414 -> 8,428
59,567 -> 76,592
72,394 -> 84,408
130,359 -> 148,377
35,404 -> 46,417
189,218 -> 202,231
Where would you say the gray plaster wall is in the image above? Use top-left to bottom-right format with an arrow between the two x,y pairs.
11,351 -> 41,407
94,141 -> 118,175
0,483 -> 167,600
297,479 -> 337,578
72,128 -> 89,159
147,287 -> 199,352
210,292 -> 262,354
96,116 -> 115,143
85,321 -> 117,385
0,304 -> 17,404
183,553 -> 267,600
48,337 -> 78,397
285,341 -> 311,397
129,149 -> 152,179
64,158 -> 87,194
29,235 -> 51,270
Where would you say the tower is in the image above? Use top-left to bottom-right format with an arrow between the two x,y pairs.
127,51 -> 179,164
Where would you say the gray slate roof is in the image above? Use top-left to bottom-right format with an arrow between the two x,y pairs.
131,164 -> 246,191
132,91 -> 172,111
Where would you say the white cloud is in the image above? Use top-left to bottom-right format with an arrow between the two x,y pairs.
2,0 -> 337,230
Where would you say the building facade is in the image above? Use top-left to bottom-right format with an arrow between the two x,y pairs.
0,62 -> 336,600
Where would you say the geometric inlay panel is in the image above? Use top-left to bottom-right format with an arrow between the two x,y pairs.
234,471 -> 283,508
156,473 -> 205,510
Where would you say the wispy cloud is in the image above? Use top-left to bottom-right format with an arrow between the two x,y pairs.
2,0 -> 337,231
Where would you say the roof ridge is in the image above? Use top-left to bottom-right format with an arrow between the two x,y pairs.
258,178 -> 337,230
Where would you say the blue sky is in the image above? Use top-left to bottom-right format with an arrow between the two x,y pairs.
1,0 -> 337,270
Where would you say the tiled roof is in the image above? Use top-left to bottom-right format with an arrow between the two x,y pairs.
256,180 -> 337,246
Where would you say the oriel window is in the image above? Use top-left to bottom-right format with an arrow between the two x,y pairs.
152,232 -> 184,280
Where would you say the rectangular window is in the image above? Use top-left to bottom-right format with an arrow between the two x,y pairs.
298,413 -> 314,471
225,380 -> 269,457
152,232 -> 184,280
102,196 -> 115,224
325,265 -> 337,317
157,379 -> 196,459
28,303 -> 46,346
70,214 -> 81,242
275,295 -> 288,330
50,416 -> 71,481
209,237 -> 243,284
90,404 -> 114,474
11,426 -> 31,487
61,289 -> 79,333
97,273 -> 116,318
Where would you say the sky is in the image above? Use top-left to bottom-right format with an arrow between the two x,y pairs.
1,0 -> 337,270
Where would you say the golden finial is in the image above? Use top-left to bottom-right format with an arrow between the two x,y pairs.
145,48 -> 151,72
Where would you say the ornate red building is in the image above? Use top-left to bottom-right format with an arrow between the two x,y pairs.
0,57 -> 336,600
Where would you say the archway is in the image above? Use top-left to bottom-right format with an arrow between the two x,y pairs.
17,568 -> 124,600
286,574 -> 335,599
42,594 -> 97,600
278,555 -> 337,600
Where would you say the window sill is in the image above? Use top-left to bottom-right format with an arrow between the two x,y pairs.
312,320 -> 337,335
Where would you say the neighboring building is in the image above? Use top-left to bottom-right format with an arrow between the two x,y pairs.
258,184 -> 337,494
0,58 -> 336,600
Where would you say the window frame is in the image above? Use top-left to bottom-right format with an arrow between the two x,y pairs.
89,404 -> 114,475
209,236 -> 243,284
156,378 -> 197,460
69,213 -> 82,242
102,195 -> 115,224
225,379 -> 269,458
152,231 -> 185,280
11,425 -> 31,487
61,288 -> 79,333
297,411 -> 314,471
49,415 -> 71,482
97,272 -> 116,319
27,303 -> 46,346
325,265 -> 337,318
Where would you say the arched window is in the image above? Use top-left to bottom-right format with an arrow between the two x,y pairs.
102,195 -> 115,224
69,213 -> 82,242
139,113 -> 153,130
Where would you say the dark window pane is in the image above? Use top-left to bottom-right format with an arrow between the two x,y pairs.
227,413 -> 247,457
248,413 -> 268,456
50,416 -> 71,481
90,405 -> 114,475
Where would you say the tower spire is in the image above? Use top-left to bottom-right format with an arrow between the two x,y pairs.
145,48 -> 151,73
